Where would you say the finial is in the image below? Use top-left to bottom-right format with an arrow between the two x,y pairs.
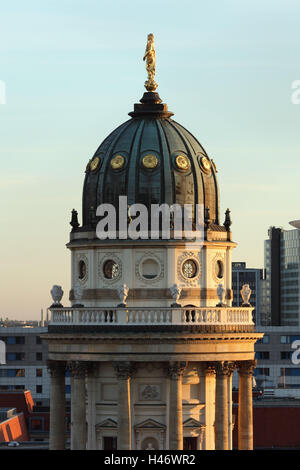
143,33 -> 158,92
224,208 -> 232,232
70,209 -> 79,231
204,207 -> 211,227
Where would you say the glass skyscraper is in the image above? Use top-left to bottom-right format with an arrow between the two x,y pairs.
260,226 -> 300,326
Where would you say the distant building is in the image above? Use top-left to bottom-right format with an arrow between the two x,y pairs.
231,325 -> 300,395
232,399 -> 300,449
254,326 -> 300,393
260,226 -> 300,326
232,262 -> 263,324
0,326 -> 70,407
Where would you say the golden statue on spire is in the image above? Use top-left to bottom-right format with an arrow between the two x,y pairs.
143,33 -> 158,92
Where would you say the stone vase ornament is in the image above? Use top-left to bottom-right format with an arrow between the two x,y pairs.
241,284 -> 252,306
216,283 -> 226,307
117,284 -> 129,307
170,283 -> 182,307
50,285 -> 64,308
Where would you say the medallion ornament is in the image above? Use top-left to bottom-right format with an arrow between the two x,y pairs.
200,155 -> 211,173
110,154 -> 125,170
175,154 -> 190,171
140,384 -> 160,400
90,156 -> 100,172
142,154 -> 159,169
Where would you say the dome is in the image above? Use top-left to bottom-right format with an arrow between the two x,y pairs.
81,91 -> 220,231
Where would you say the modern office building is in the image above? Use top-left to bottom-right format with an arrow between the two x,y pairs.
232,262 -> 263,325
260,226 -> 300,326
254,326 -> 300,394
0,326 -> 70,407
231,325 -> 300,395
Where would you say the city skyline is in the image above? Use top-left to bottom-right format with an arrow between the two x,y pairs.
1,0 -> 300,319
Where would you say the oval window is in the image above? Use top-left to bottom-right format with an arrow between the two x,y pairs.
78,260 -> 87,280
141,259 -> 159,279
182,259 -> 197,279
103,260 -> 119,279
215,260 -> 224,279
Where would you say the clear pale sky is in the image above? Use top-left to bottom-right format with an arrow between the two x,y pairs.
1,0 -> 300,320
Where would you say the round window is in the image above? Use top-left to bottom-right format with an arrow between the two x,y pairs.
141,259 -> 159,279
215,260 -> 224,279
103,260 -> 119,279
182,259 -> 197,279
78,260 -> 87,280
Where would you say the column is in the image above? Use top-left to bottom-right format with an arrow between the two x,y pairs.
227,362 -> 235,450
237,360 -> 256,450
214,361 -> 230,450
86,362 -> 98,450
48,360 -> 66,450
68,361 -> 88,450
114,362 -> 136,450
202,363 -> 216,450
167,361 -> 187,450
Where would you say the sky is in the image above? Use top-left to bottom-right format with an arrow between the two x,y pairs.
1,0 -> 300,320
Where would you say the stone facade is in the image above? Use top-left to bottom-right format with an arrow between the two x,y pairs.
68,241 -> 234,309
43,326 -> 262,450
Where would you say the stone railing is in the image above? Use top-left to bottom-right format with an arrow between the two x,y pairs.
49,306 -> 254,326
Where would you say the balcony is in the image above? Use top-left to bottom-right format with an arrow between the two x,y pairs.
49,306 -> 254,329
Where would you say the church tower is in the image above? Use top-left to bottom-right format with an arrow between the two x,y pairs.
44,35 -> 262,451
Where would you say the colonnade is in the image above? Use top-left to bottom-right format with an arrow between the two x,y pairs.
48,359 -> 256,450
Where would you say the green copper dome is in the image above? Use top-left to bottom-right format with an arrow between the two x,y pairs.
81,92 -> 220,231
